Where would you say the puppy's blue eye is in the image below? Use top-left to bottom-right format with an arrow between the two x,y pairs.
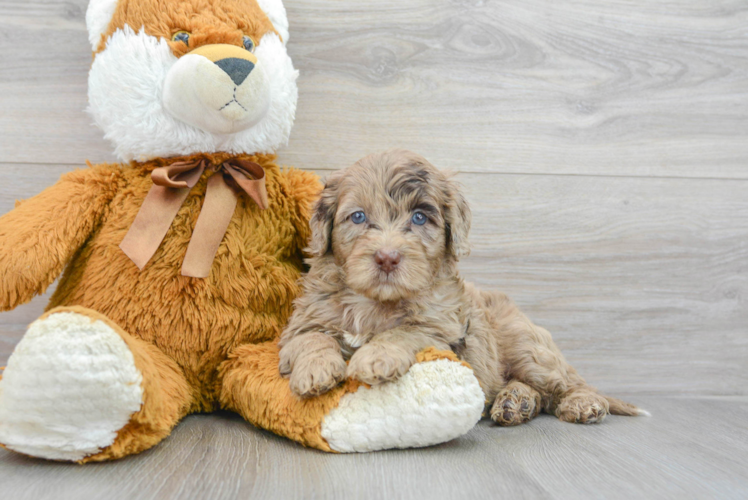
411,212 -> 427,225
351,211 -> 366,224
243,36 -> 256,52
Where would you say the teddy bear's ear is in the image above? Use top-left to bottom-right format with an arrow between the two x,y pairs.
86,0 -> 119,51
257,0 -> 290,45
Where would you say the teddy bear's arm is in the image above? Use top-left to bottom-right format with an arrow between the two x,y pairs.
0,164 -> 123,311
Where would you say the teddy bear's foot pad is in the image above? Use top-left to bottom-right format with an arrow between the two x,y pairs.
320,358 -> 484,452
0,311 -> 143,461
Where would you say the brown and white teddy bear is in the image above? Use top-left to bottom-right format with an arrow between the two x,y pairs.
0,0 -> 484,462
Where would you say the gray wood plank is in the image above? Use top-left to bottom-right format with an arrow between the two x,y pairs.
0,396 -> 745,500
285,0 -> 748,179
0,0 -> 115,164
1,1 -> 747,178
458,172 -> 748,397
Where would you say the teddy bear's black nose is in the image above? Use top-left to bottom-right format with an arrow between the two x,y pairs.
214,58 -> 255,86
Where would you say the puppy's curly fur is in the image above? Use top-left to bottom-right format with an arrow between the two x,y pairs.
280,150 -> 644,425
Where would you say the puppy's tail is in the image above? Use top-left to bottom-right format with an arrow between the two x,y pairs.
605,395 -> 651,417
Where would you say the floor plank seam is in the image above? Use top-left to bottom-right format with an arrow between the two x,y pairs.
2,161 -> 748,183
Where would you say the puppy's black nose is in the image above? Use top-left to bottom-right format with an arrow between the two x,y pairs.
214,58 -> 255,86
374,249 -> 401,274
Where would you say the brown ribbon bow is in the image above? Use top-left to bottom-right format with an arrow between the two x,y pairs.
120,158 -> 268,278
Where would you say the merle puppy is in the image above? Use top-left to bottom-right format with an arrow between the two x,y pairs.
279,150 -> 645,425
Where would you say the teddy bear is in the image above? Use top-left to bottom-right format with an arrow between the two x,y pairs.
0,0 -> 484,462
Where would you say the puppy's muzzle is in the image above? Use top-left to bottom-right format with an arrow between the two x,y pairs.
163,43 -> 271,135
374,249 -> 401,274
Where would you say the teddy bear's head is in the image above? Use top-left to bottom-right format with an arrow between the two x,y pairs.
86,0 -> 297,162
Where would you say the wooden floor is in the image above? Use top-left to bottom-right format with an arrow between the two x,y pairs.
1,0 -> 747,498
1,396 -> 747,500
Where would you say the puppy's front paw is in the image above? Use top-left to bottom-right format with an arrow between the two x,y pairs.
347,343 -> 414,385
289,353 -> 347,399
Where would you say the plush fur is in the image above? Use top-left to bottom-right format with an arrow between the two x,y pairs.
255,0 -> 290,44
0,0 -> 485,461
320,350 -> 484,452
88,24 -> 298,161
0,152 -> 322,460
280,150 -> 648,424
86,0 -> 119,49
0,310 -> 144,461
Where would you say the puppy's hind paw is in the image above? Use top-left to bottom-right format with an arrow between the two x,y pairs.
289,354 -> 347,399
490,381 -> 541,426
347,343 -> 413,385
556,392 -> 609,424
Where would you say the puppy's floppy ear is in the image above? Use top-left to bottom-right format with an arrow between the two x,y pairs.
443,177 -> 472,258
309,171 -> 342,257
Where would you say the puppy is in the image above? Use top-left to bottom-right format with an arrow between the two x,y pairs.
279,150 -> 645,425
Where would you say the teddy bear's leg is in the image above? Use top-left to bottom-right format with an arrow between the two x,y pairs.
218,342 -> 485,453
0,306 -> 192,462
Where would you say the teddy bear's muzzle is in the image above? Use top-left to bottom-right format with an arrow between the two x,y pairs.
214,58 -> 255,86
162,43 -> 271,135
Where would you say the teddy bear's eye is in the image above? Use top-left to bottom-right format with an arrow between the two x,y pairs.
242,36 -> 256,53
171,31 -> 190,46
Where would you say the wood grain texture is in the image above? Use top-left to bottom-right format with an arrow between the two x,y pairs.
1,0 -> 747,177
458,172 -> 748,396
0,396 -> 746,499
285,0 -> 748,179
